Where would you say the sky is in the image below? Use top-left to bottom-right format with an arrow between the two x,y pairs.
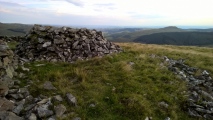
0,0 -> 213,27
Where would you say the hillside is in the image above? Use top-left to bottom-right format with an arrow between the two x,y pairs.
4,40 -> 213,119
134,32 -> 213,46
106,26 -> 185,42
0,22 -> 32,36
1,24 -> 213,119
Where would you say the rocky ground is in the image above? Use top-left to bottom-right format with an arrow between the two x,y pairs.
164,55 -> 213,119
1,40 -> 79,120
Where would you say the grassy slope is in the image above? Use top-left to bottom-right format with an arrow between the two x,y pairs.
18,43 -> 213,120
0,23 -> 32,36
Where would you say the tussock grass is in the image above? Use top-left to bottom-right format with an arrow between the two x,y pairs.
20,43 -> 213,120
7,41 -> 18,50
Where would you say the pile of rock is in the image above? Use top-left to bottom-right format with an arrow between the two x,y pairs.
1,78 -> 78,119
164,56 -> 213,119
0,40 -> 18,79
0,36 -> 23,43
0,40 -> 22,119
15,24 -> 122,62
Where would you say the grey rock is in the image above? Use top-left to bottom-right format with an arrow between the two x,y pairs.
25,95 -> 34,104
0,82 -> 9,97
24,104 -> 36,111
54,104 -> 67,117
0,111 -> 24,120
128,61 -> 135,66
195,108 -> 212,114
0,44 -> 8,52
3,57 -> 10,66
73,41 -> 79,49
48,116 -> 56,120
38,38 -> 44,43
202,101 -> 213,107
37,104 -> 54,118
14,80 -> 21,85
9,93 -> 24,100
0,59 -> 2,67
189,102 -> 204,109
0,98 -> 14,111
164,117 -> 170,120
39,94 -> 48,99
158,101 -> 169,108
6,66 -> 14,78
21,66 -> 30,72
43,42 -> 52,47
13,103 -> 24,115
37,98 -> 50,105
66,93 -> 77,106
54,37 -> 64,44
89,103 -> 96,108
204,114 -> 213,120
73,117 -> 81,120
2,76 -> 14,88
188,108 -> 202,117
35,64 -> 45,67
144,117 -> 152,120
202,70 -> 209,76
8,89 -> 19,94
18,87 -> 29,94
53,95 -> 63,102
28,113 -> 37,120
43,81 -> 57,90
199,90 -> 213,101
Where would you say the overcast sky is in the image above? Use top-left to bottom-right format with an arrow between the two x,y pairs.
0,0 -> 213,27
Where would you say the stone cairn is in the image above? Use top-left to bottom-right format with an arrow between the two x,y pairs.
0,40 -> 79,119
0,40 -> 18,79
164,56 -> 213,119
15,24 -> 122,62
0,40 -> 23,119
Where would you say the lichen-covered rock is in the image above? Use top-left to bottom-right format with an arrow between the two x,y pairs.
15,24 -> 122,63
0,98 -> 14,111
66,93 -> 77,106
54,104 -> 66,117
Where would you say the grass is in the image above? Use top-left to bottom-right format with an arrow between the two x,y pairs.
7,41 -> 18,50
16,43 -> 213,120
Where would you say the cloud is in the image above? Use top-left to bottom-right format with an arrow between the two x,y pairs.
0,1 -> 24,7
94,3 -> 116,10
130,14 -> 165,19
95,3 -> 115,7
65,0 -> 84,7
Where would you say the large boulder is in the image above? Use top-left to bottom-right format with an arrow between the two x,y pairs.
15,24 -> 122,62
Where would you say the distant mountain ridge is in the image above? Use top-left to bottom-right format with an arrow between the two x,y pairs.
134,32 -> 213,46
105,26 -> 186,42
1,22 -> 213,47
0,23 -> 32,36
